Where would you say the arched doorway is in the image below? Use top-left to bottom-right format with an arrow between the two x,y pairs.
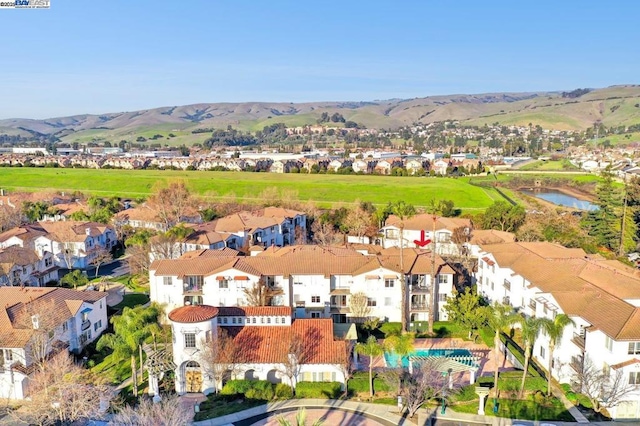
184,361 -> 203,393
266,369 -> 281,384
244,369 -> 258,380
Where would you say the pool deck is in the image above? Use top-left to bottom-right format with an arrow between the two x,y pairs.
362,337 -> 514,384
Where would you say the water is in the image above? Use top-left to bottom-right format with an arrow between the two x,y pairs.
384,348 -> 475,369
520,189 -> 598,211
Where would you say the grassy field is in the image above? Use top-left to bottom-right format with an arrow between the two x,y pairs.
518,159 -> 579,171
1,168 -> 505,210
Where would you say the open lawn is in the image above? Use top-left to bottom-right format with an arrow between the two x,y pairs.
0,168 -> 504,210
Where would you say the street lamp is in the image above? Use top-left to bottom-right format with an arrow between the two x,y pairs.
441,368 -> 452,414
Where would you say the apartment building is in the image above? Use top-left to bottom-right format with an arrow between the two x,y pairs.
475,241 -> 640,420
149,245 -> 456,324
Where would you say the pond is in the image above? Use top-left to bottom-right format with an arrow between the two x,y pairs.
520,189 -> 598,211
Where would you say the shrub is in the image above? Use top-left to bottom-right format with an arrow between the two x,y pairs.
380,322 -> 401,337
295,381 -> 342,399
275,383 -> 293,399
220,379 -> 274,400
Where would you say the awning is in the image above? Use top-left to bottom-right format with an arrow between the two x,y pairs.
383,275 -> 398,279
330,289 -> 351,295
234,276 -> 249,280
80,307 -> 92,314
215,276 -> 226,281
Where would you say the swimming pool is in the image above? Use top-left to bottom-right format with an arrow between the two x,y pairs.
384,348 -> 477,369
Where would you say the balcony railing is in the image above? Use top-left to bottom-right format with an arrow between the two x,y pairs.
571,332 -> 585,350
411,303 -> 428,311
183,284 -> 203,294
410,285 -> 429,293
81,320 -> 91,331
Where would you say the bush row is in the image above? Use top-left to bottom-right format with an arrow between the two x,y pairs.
219,379 -> 342,400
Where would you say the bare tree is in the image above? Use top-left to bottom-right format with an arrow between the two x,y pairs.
199,327 -> 240,392
348,291 -> 371,322
311,220 -> 342,245
278,333 -> 306,395
91,245 -> 112,277
0,205 -> 21,232
148,181 -> 193,229
126,243 -> 151,275
149,233 -> 180,260
243,278 -> 283,306
343,205 -> 375,243
570,355 -> 636,415
337,339 -> 354,394
109,394 -> 191,426
59,241 -> 77,269
14,354 -> 113,426
401,360 -> 452,418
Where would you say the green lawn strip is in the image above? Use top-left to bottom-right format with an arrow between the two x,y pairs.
348,371 -> 394,394
194,395 -> 273,421
452,397 -> 574,421
112,293 -> 150,310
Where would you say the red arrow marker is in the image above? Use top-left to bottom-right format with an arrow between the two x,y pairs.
413,230 -> 431,247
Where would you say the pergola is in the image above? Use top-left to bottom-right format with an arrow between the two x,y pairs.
143,343 -> 177,401
408,351 -> 480,385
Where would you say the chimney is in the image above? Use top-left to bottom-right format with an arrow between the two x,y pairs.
85,228 -> 91,235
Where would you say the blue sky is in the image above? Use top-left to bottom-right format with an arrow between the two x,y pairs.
0,0 -> 638,118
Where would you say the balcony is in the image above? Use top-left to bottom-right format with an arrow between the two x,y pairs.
183,284 -> 203,295
411,303 -> 428,311
81,320 -> 91,331
571,332 -> 585,350
410,285 -> 429,294
570,355 -> 584,373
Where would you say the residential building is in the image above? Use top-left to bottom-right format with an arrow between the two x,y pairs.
0,245 -> 58,287
149,245 -> 456,324
380,214 -> 472,256
168,304 -> 347,395
475,241 -> 640,420
0,287 -> 108,399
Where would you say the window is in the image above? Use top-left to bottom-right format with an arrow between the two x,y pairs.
386,229 -> 398,240
267,317 -> 271,324
629,371 -> 640,385
294,281 -> 303,286
82,311 -> 89,322
275,317 -> 279,324
628,342 -> 640,355
437,275 -> 448,285
45,257 -> 52,267
438,294 -> 447,302
539,346 -> 545,359
184,333 -> 196,348
529,300 -> 536,311
4,349 -> 13,362
367,298 -> 377,307
219,279 -> 229,289
311,312 -> 320,319
311,295 -> 320,303
605,336 -> 613,352
93,320 -> 102,331
185,275 -> 204,289
602,363 -> 610,377
205,330 -> 212,342
252,317 -> 256,324
503,279 -> 511,291
62,321 -> 68,332
232,317 -> 237,324
222,317 -> 228,324
163,276 -> 173,286
384,279 -> 394,288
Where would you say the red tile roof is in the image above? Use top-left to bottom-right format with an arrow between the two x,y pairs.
229,318 -> 346,364
217,306 -> 292,317
168,305 -> 219,323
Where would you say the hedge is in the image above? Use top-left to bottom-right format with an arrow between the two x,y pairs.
275,383 -> 293,399
295,381 -> 342,398
220,379 -> 274,400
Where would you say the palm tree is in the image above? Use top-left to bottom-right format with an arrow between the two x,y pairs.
277,408 -> 324,426
390,201 -> 416,333
487,303 -> 519,396
541,313 -> 574,396
355,336 -> 383,397
517,315 -> 547,398
96,304 -> 162,396
384,332 -> 415,369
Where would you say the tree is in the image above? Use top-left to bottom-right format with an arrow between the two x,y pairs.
16,354 -> 113,426
487,303 -> 519,396
570,355 -> 635,414
383,332 -> 415,369
199,327 -> 240,393
277,408 -> 324,426
311,218 -> 342,245
342,203 -> 376,243
148,181 -> 193,229
481,201 -> 526,232
582,167 -> 623,251
109,394 -> 192,426
97,304 -> 162,397
401,360 -> 451,418
541,313 -> 574,396
22,200 -> 51,222
60,269 -> 88,289
91,246 -> 112,278
517,315 -> 548,398
444,287 -> 489,341
348,291 -> 371,321
0,205 -> 21,232
355,336 -> 383,397
278,332 -> 306,395
390,200 -> 416,333
59,241 -> 77,269
243,277 -> 284,306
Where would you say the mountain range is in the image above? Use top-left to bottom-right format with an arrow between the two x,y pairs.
1,85 -> 639,146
